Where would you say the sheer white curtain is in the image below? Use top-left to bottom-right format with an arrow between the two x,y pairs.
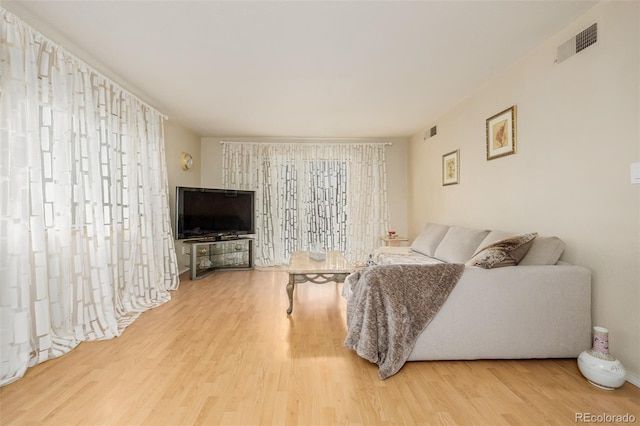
0,10 -> 179,386
222,142 -> 389,266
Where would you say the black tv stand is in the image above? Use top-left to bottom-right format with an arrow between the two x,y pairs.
183,237 -> 253,280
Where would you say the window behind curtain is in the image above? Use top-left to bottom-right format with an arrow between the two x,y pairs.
222,142 -> 389,266
306,160 -> 348,252
280,160 -> 348,258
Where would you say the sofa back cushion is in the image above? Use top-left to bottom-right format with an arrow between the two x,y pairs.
476,230 -> 515,249
519,236 -> 566,265
433,226 -> 490,263
411,223 -> 450,257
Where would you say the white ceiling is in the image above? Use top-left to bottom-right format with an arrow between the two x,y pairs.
4,0 -> 597,138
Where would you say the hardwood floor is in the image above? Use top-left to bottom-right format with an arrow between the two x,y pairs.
1,269 -> 638,425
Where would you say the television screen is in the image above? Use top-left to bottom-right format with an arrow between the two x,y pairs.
175,187 -> 255,240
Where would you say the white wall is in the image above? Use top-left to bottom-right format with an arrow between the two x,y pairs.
164,120 -> 203,272
200,137 -> 410,239
408,1 -> 640,380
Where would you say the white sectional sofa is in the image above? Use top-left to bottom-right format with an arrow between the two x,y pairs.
362,223 -> 592,361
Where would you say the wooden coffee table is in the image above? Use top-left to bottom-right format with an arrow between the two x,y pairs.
286,251 -> 354,314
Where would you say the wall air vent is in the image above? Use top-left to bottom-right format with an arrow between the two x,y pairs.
556,23 -> 597,64
424,125 -> 437,141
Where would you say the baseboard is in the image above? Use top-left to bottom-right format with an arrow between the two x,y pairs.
626,371 -> 640,388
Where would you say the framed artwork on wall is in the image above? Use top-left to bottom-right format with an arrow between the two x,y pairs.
486,105 -> 517,160
442,150 -> 459,186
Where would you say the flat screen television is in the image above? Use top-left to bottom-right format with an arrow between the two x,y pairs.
175,186 -> 255,240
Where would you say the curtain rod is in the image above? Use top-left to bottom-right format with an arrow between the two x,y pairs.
2,8 -> 168,120
219,141 -> 393,146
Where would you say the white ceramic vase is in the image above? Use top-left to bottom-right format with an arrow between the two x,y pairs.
577,326 -> 626,390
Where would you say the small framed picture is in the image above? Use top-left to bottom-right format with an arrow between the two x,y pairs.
486,105 -> 517,160
442,150 -> 459,186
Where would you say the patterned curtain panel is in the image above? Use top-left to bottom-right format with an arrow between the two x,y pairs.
0,10 -> 179,386
222,142 -> 389,266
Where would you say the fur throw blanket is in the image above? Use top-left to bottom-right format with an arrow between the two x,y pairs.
344,263 -> 465,379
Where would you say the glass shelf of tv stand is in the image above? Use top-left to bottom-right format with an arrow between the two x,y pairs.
184,237 -> 253,280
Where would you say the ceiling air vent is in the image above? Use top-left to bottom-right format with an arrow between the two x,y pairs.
556,23 -> 597,64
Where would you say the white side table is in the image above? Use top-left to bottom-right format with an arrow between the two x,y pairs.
379,236 -> 409,247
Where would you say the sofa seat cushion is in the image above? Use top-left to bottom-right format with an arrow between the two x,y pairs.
368,246 -> 445,266
433,226 -> 490,263
411,223 -> 450,257
466,233 -> 538,268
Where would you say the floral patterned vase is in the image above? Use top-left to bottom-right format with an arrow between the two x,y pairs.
577,326 -> 626,390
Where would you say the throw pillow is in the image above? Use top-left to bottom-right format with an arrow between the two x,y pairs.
466,232 -> 538,269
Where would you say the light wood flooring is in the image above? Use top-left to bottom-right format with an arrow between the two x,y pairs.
1,269 -> 639,425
